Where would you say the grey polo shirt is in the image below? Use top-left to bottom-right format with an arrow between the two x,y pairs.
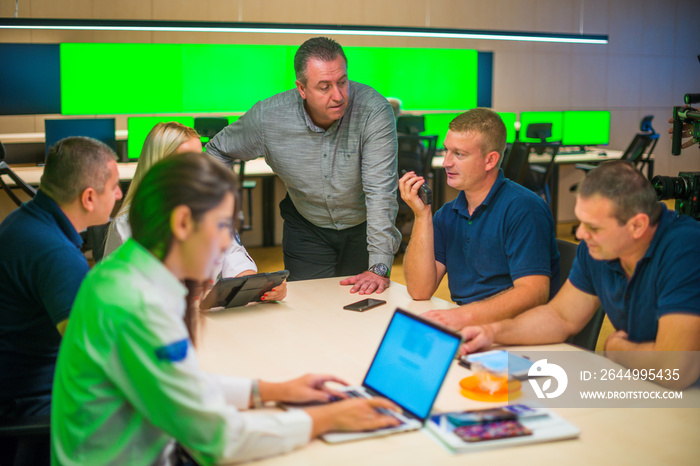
206,81 -> 400,268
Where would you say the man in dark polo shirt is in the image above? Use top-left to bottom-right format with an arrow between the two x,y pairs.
459,161 -> 700,389
0,136 -> 122,419
399,108 -> 560,330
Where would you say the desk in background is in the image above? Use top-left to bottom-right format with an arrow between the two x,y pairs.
197,277 -> 698,466
431,149 -> 626,223
4,158 -> 280,247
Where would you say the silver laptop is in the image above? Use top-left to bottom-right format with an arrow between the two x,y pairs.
322,308 -> 463,443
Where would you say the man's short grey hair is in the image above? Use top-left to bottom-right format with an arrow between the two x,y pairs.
294,37 -> 347,84
578,160 -> 662,226
40,136 -> 117,205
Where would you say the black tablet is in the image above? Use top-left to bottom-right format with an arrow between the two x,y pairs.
200,270 -> 289,310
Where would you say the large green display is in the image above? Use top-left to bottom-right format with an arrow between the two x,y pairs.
60,43 -> 479,114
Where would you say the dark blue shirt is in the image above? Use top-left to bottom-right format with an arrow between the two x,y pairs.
568,204 -> 700,342
433,169 -> 560,305
0,190 -> 89,412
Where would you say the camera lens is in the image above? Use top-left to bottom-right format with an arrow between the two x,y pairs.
652,175 -> 689,200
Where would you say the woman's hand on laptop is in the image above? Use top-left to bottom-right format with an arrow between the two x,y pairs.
260,373 -> 349,404
306,397 -> 402,437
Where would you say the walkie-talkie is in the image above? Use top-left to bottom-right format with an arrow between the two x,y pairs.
401,170 -> 432,205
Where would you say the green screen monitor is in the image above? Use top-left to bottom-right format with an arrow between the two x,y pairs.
423,111 -> 516,149
498,112 -> 517,144
127,116 -> 195,160
561,111 -> 610,147
519,112 -> 564,143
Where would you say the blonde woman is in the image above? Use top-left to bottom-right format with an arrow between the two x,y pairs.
104,122 -> 284,299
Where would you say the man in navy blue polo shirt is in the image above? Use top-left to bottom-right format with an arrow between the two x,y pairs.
400,108 -> 560,330
0,136 -> 122,419
459,161 -> 700,389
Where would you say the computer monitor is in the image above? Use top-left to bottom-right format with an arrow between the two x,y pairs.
126,116 -> 195,160
44,118 -> 117,158
396,115 -> 425,135
519,111 -> 563,143
498,112 -> 517,145
561,111 -> 610,147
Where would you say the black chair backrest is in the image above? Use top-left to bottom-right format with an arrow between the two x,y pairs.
502,141 -> 529,183
396,115 -> 425,135
397,134 -> 437,178
557,238 -> 606,351
621,133 -> 654,164
194,117 -> 229,141
556,238 -> 577,288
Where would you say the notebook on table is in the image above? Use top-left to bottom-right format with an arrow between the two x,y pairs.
321,308 -> 463,443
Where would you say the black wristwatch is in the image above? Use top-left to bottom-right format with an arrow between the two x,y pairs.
368,263 -> 390,278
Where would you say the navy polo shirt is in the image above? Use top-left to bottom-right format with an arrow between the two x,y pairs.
0,190 -> 89,410
569,204 -> 700,342
433,169 -> 560,305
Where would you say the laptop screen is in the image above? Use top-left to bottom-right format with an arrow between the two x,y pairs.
363,309 -> 462,420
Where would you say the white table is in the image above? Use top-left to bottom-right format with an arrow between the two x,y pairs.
196,278 -> 699,465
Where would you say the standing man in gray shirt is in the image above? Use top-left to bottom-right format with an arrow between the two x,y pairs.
206,37 -> 400,294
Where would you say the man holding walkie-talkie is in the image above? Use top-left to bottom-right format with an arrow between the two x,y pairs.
399,108 -> 560,331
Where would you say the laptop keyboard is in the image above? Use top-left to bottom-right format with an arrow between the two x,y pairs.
345,389 -> 407,426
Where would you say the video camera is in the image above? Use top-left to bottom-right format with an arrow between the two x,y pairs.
650,88 -> 700,221
652,172 -> 700,220
670,93 -> 700,156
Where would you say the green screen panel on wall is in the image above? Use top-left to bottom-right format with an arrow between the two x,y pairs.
387,48 -> 477,110
181,44 -> 293,112
519,111 -> 564,143
60,43 -> 185,114
58,43 -> 486,115
127,116 -> 195,159
561,111 -> 610,146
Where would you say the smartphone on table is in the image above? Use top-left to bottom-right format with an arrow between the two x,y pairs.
342,298 -> 387,312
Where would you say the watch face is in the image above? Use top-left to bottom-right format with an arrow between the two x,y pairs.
371,263 -> 389,277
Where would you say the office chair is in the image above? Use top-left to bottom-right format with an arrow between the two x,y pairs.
236,161 -> 256,232
501,141 -> 530,184
556,239 -> 605,351
0,415 -> 51,466
396,115 -> 425,135
570,115 -> 659,193
194,117 -> 229,144
194,117 -> 256,233
0,141 -> 37,207
395,134 -> 438,251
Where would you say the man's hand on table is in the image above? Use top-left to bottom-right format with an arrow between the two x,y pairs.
422,308 -> 470,331
340,271 -> 390,295
458,325 -> 495,356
